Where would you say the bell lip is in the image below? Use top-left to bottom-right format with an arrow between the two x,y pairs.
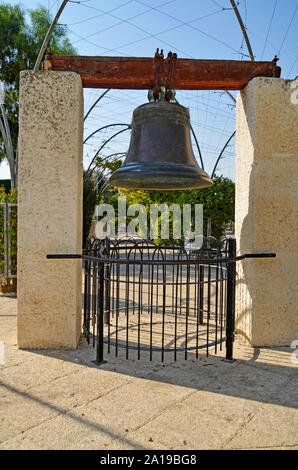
109,162 -> 213,190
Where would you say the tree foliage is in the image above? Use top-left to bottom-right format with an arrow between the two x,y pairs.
95,154 -> 123,176
174,175 -> 235,239
0,3 -> 76,164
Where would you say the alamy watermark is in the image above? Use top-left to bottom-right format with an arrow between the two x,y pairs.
95,196 -> 204,248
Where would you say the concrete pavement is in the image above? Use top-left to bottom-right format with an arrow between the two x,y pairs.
0,295 -> 297,450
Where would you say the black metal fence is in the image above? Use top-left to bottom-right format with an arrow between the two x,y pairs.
0,202 -> 17,280
83,237 -> 236,363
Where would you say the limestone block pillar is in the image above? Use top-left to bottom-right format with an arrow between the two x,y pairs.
17,71 -> 83,349
235,77 -> 298,346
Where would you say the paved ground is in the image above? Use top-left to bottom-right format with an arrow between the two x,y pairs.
0,295 -> 297,450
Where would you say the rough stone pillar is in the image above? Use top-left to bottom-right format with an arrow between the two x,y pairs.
235,77 -> 298,346
17,71 -> 83,349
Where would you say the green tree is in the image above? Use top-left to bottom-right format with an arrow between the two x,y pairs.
0,4 -> 76,165
174,175 -> 235,239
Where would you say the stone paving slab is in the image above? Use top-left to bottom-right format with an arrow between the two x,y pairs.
0,297 -> 297,450
224,400 -> 298,449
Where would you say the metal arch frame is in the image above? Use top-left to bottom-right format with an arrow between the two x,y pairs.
88,152 -> 127,190
211,131 -> 236,179
0,103 -> 17,188
81,3 -> 257,179
0,0 -> 260,187
210,0 -> 256,178
83,123 -> 130,146
84,126 -> 131,182
33,0 -> 70,72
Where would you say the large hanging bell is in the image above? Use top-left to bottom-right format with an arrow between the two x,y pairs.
109,99 -> 212,190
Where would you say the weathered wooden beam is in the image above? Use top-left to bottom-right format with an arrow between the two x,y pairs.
43,54 -> 281,90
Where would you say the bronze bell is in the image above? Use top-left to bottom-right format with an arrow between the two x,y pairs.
109,98 -> 212,190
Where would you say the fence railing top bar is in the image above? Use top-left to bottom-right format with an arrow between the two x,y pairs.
47,252 -> 276,265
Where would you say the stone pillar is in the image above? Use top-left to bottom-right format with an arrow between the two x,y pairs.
17,71 -> 83,349
235,77 -> 298,346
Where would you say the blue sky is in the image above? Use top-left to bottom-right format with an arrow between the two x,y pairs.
1,0 -> 298,181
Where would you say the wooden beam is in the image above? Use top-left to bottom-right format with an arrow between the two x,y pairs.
43,55 -> 281,90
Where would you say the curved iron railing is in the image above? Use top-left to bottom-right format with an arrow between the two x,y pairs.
47,237 -> 275,364
83,237 -> 234,363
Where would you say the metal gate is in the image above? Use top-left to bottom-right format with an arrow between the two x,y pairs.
0,202 -> 17,280
47,238 -> 275,363
82,237 -> 236,363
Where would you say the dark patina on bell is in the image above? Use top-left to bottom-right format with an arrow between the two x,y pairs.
109,99 -> 212,190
